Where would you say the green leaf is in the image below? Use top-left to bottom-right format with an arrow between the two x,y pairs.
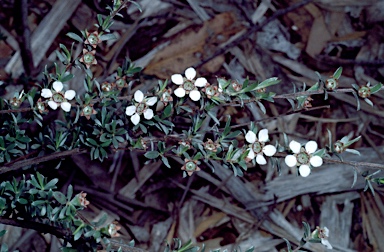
31,200 -> 46,206
256,100 -> 266,114
74,229 -> 83,241
364,98 -> 373,107
66,32 -> 83,43
161,156 -> 171,168
144,151 -> 160,159
94,213 -> 108,227
257,77 -> 280,90
45,178 -> 58,190
222,116 -> 231,136
55,51 -> 67,63
86,138 -> 98,146
99,33 -> 117,41
61,73 -> 74,83
130,1 -> 142,12
352,169 -> 357,188
370,82 -> 383,94
207,111 -> 220,125
352,91 -> 361,110
193,152 -> 203,161
18,198 -> 28,204
53,191 -> 67,204
244,246 -> 255,252
36,172 -> 44,188
225,130 -> 241,139
332,67 -> 343,79
163,104 -> 172,118
283,238 -> 292,252
65,185 -> 73,201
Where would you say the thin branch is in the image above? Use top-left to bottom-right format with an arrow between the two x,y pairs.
14,0 -> 34,76
323,158 -> 384,171
0,217 -> 71,239
0,148 -> 87,175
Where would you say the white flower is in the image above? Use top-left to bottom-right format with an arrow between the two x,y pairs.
41,81 -> 76,112
245,129 -> 276,165
125,90 -> 157,125
313,227 -> 333,250
171,67 -> 207,101
284,140 -> 323,177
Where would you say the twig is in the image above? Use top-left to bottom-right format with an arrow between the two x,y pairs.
323,158 -> 384,171
14,0 -> 34,76
0,148 -> 87,175
0,217 -> 71,240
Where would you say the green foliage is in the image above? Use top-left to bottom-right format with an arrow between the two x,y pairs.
0,0 -> 383,251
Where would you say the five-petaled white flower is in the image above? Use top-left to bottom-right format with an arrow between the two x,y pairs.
125,90 -> 157,125
245,129 -> 276,165
312,226 -> 333,249
41,81 -> 76,112
171,67 -> 207,101
284,140 -> 323,177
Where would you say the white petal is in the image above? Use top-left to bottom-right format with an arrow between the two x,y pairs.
61,102 -> 72,112
289,140 -> 301,154
310,155 -> 323,167
125,105 -> 136,116
321,239 -> 333,249
323,227 -> 330,237
258,129 -> 269,142
41,89 -> 53,98
245,131 -> 256,144
194,77 -> 207,87
52,81 -> 63,92
143,109 -> 154,119
171,74 -> 184,85
146,96 -> 157,106
47,101 -> 58,110
256,154 -> 267,165
131,113 -> 140,125
134,90 -> 144,103
189,90 -> 201,101
246,148 -> 255,159
185,67 -> 196,80
285,155 -> 297,167
174,87 -> 186,98
305,140 -> 318,154
64,90 -> 76,100
263,145 -> 276,156
299,165 -> 311,177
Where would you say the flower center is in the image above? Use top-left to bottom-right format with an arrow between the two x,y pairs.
183,81 -> 195,92
252,141 -> 263,154
325,78 -> 338,90
185,161 -> 196,171
83,53 -> 95,64
37,102 -> 45,111
334,141 -> 344,153
297,152 -> 310,164
358,86 -> 371,98
205,86 -> 215,96
116,78 -> 126,88
52,93 -> 65,103
102,82 -> 112,92
162,92 -> 171,102
83,106 -> 93,115
136,103 -> 146,115
88,34 -> 98,45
